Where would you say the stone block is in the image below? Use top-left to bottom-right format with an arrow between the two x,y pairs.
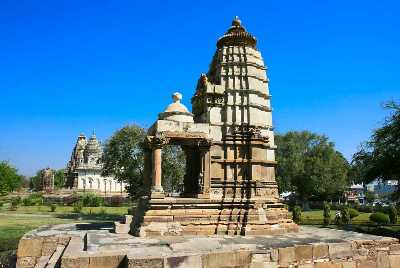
16,256 -> 36,268
278,247 -> 295,267
34,255 -> 51,268
125,215 -> 133,224
313,244 -> 329,260
41,241 -> 57,256
114,222 -> 130,234
251,253 -> 271,263
329,243 -> 352,260
295,245 -> 313,262
315,262 -> 342,268
61,256 -> 90,268
165,255 -> 202,268
389,255 -> 400,268
58,235 -> 71,245
250,262 -> 278,268
298,264 -> 315,268
17,238 -> 43,258
342,261 -> 356,268
377,251 -> 389,268
89,254 -> 126,268
202,250 -> 252,268
357,260 -> 377,268
389,244 -> 400,255
127,257 -> 163,268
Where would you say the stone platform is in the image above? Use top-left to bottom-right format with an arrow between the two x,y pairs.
17,223 -> 400,268
133,197 -> 298,237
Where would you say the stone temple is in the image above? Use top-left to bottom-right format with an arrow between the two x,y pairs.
133,17 -> 298,236
65,133 -> 127,193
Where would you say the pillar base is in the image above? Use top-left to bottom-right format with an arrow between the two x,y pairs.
150,191 -> 165,199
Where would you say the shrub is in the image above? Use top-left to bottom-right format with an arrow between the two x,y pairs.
73,201 -> 83,213
22,193 -> 43,206
359,205 -> 373,213
349,208 -> 360,219
292,206 -> 302,224
10,197 -> 20,211
370,212 -> 390,225
49,203 -> 57,212
340,206 -> 351,224
63,194 -> 79,206
82,193 -> 102,207
323,201 -> 331,225
107,195 -> 124,207
389,205 -> 397,224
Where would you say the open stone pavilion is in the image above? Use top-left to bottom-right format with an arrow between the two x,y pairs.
16,18 -> 400,268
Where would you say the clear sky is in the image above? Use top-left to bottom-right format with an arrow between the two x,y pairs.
0,0 -> 399,177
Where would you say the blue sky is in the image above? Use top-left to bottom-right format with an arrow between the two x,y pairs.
0,0 -> 399,176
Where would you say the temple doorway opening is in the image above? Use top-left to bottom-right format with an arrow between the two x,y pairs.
161,145 -> 185,196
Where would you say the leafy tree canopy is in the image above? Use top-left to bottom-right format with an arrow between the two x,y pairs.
352,101 -> 400,199
275,131 -> 350,202
0,161 -> 22,195
102,124 -> 187,198
102,124 -> 146,198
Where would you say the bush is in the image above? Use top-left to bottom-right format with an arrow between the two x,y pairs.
370,212 -> 390,225
49,203 -> 56,212
10,197 -> 20,210
63,194 -> 79,206
82,193 -> 102,207
73,201 -> 83,213
323,201 -> 331,225
340,206 -> 351,224
359,205 -> 374,213
349,208 -> 360,219
292,206 -> 302,224
22,193 -> 43,206
107,196 -> 124,207
389,205 -> 397,224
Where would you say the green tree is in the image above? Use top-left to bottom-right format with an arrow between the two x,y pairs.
352,101 -> 400,200
29,171 -> 42,191
0,161 -> 22,195
275,131 -> 350,207
102,125 -> 146,198
162,145 -> 185,193
54,169 -> 65,189
102,125 -> 188,198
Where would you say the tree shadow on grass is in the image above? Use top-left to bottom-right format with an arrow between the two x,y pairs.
55,212 -> 124,222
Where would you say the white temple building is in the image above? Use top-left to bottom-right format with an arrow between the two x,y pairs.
65,133 -> 126,193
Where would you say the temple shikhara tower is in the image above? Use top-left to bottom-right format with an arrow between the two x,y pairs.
133,17 -> 298,236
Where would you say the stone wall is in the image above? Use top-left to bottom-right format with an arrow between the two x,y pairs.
16,224 -> 400,268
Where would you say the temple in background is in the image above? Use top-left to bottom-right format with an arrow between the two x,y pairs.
65,133 -> 126,193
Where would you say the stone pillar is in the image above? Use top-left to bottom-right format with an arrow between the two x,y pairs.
198,140 -> 211,198
151,143 -> 165,198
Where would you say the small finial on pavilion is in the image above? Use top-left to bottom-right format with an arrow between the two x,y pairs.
172,92 -> 182,103
232,16 -> 241,26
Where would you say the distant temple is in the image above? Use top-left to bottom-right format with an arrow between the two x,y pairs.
65,133 -> 126,193
41,168 -> 54,192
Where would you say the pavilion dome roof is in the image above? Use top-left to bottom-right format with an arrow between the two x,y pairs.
158,92 -> 194,123
164,92 -> 190,113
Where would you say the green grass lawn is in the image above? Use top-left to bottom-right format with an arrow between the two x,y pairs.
301,209 -> 372,224
0,204 -> 130,257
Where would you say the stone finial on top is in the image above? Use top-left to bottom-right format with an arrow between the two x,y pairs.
164,92 -> 190,113
232,16 -> 241,26
159,92 -> 194,123
172,92 -> 182,103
